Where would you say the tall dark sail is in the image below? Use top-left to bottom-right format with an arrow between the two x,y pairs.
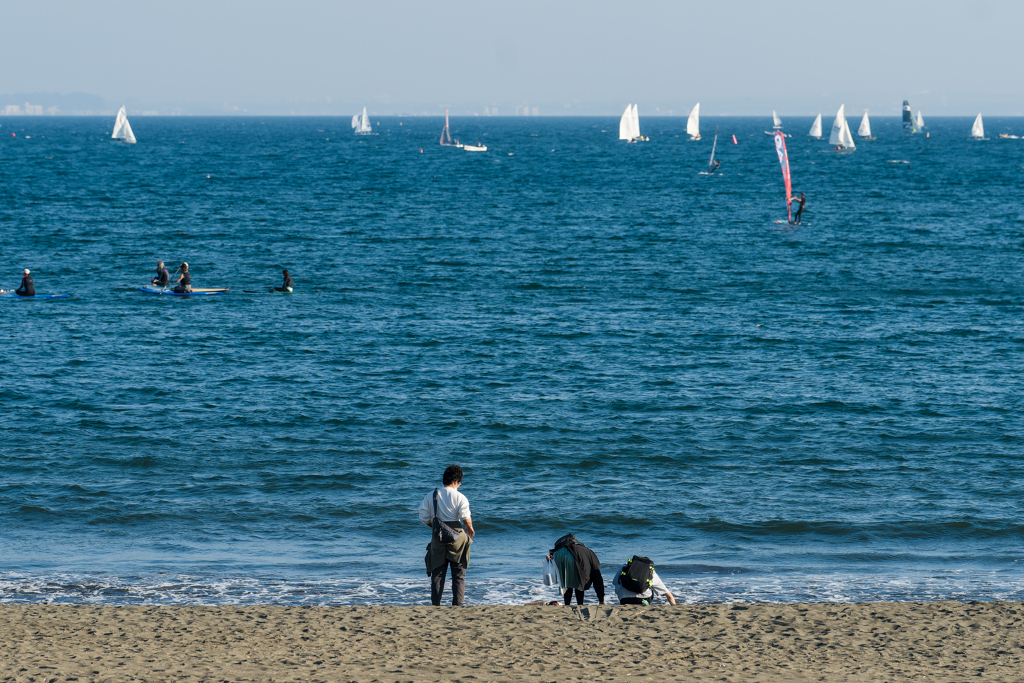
902,100 -> 913,129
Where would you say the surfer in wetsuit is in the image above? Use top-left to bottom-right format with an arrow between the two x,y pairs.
151,261 -> 170,287
15,269 -> 35,297
711,159 -> 721,173
269,269 -> 294,293
792,193 -> 806,225
172,262 -> 192,293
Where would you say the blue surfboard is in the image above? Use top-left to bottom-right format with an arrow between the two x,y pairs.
138,287 -> 228,296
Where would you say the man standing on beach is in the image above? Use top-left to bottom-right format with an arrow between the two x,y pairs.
418,465 -> 475,606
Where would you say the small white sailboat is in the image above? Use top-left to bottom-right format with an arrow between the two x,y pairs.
440,109 -> 462,147
687,103 -> 700,140
808,113 -> 822,138
111,106 -> 136,144
618,103 -> 644,141
829,105 -> 855,150
618,104 -> 633,141
858,111 -> 874,140
772,111 -> 783,129
463,143 -> 487,152
352,107 -> 372,135
970,113 -> 985,139
916,110 -> 925,129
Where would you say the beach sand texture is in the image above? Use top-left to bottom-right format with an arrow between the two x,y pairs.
1,602 -> 1022,682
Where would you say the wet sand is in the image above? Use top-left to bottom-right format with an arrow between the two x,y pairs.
1,601 -> 1022,681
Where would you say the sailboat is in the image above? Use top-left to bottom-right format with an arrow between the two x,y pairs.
772,111 -> 783,129
858,111 -> 874,140
808,113 -> 823,138
902,100 -> 913,129
111,106 -> 136,144
687,103 -> 700,140
440,110 -> 462,147
618,104 -> 644,142
916,111 -> 925,129
700,126 -> 719,175
829,105 -> 855,150
970,113 -> 985,139
352,107 -> 372,135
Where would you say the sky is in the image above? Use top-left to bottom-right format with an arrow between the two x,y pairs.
1,0 -> 1022,116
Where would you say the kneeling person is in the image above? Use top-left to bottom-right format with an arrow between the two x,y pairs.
612,555 -> 676,605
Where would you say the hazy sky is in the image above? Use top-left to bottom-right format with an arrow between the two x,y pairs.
2,0 -> 1022,115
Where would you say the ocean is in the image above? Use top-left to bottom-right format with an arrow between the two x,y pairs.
1,114 -> 1023,606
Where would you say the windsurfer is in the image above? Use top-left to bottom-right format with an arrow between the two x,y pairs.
793,193 -> 806,225
711,159 -> 721,173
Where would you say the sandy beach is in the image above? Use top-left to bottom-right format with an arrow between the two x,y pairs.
1,601 -> 1022,682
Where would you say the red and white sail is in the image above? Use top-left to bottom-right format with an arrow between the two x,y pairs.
774,131 -> 792,223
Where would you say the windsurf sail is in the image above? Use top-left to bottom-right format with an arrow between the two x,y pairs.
774,131 -> 793,223
858,111 -> 871,138
732,134 -> 738,144
707,126 -> 718,174
111,106 -> 136,144
619,104 -> 632,140
971,113 -> 984,139
440,109 -> 459,146
772,111 -> 782,129
808,113 -> 822,138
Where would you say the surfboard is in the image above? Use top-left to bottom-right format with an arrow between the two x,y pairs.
0,293 -> 70,299
138,287 -> 228,296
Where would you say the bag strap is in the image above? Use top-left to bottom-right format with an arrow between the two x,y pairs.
432,488 -> 440,522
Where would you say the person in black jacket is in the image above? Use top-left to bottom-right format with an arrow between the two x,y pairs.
15,269 -> 35,297
546,533 -> 605,605
269,269 -> 294,293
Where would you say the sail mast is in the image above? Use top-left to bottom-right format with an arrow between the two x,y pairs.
708,126 -> 718,174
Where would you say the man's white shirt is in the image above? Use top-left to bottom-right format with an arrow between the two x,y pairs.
418,486 -> 470,524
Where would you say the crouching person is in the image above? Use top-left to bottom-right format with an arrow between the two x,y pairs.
547,533 -> 606,605
419,465 -> 475,606
612,555 -> 677,605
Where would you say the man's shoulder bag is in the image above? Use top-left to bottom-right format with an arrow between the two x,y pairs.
432,488 -> 462,544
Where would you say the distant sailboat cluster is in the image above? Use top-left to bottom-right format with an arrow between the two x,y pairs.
352,107 -> 373,135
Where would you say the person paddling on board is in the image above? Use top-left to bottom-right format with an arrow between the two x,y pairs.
15,269 -> 35,297
151,261 -> 170,287
269,269 -> 294,293
172,262 -> 192,293
792,192 -> 806,225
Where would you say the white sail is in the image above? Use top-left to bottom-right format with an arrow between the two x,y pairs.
631,103 -> 641,140
772,110 -> 782,128
618,104 -> 632,140
111,105 -> 136,143
841,118 -> 856,149
916,110 -> 925,129
354,107 -> 372,134
829,105 -> 846,146
971,113 -> 984,139
121,116 -> 136,144
808,113 -> 822,138
707,126 -> 718,173
687,103 -> 700,138
858,111 -> 871,137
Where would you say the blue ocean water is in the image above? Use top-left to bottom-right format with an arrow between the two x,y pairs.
1,115 -> 1023,606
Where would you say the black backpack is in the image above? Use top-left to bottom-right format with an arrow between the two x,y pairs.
618,555 -> 654,593
552,533 -> 578,552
